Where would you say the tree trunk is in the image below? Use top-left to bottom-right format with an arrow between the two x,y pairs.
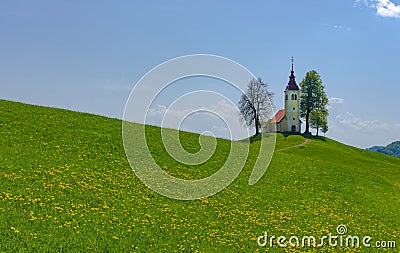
316,126 -> 319,136
305,110 -> 310,134
255,111 -> 259,135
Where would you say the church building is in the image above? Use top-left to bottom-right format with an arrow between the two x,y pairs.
266,59 -> 301,133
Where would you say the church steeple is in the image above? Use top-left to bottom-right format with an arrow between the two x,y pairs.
286,57 -> 300,91
291,56 -> 294,72
267,57 -> 301,133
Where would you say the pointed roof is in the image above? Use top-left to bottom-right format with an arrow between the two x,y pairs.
285,57 -> 300,91
271,109 -> 285,123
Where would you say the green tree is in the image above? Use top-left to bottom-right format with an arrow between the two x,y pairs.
238,78 -> 274,136
310,109 -> 328,136
299,70 -> 328,134
321,123 -> 328,137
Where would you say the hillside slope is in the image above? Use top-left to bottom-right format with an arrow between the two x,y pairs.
0,100 -> 399,252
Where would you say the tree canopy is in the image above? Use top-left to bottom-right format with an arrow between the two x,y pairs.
310,109 -> 328,136
299,70 -> 328,134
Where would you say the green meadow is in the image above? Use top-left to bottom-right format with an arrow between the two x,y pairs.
0,100 -> 399,252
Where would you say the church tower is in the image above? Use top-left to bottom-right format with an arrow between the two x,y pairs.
284,58 -> 301,133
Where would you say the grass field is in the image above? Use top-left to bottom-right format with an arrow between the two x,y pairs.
0,99 -> 399,252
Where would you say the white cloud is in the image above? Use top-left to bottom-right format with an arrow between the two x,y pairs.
335,112 -> 397,130
355,0 -> 376,7
147,104 -> 167,117
355,0 -> 400,18
148,100 -> 238,121
327,97 -> 344,109
204,100 -> 239,120
329,97 -> 345,104
376,0 -> 400,17
212,125 -> 228,132
96,78 -> 132,93
330,111 -> 400,148
146,99 -> 249,140
324,23 -> 352,32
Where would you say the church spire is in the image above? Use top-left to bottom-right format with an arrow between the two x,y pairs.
291,56 -> 294,72
286,57 -> 299,91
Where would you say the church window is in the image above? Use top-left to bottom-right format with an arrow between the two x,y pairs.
285,95 -> 288,100
293,107 -> 295,110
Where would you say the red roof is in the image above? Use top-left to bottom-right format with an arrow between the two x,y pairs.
271,109 -> 285,123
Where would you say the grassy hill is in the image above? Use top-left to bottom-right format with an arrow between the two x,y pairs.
0,100 -> 399,252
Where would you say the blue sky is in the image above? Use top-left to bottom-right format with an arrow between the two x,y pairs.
1,0 -> 400,148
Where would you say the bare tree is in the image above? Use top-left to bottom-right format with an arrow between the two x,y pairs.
239,78 -> 274,136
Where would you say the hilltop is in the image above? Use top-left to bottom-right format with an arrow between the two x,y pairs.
0,100 -> 399,252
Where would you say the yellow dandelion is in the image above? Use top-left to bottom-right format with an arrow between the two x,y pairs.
11,227 -> 20,234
